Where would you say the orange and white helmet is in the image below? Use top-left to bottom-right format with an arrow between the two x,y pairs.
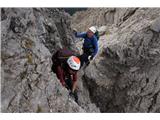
67,56 -> 81,71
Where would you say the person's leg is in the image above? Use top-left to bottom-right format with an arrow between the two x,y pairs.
73,89 -> 79,103
79,54 -> 85,67
51,64 -> 55,73
79,53 -> 89,67
65,78 -> 79,103
65,78 -> 73,90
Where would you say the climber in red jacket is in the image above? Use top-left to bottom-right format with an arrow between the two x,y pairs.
51,48 -> 81,103
55,56 -> 80,93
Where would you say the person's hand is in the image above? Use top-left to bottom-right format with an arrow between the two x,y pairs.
73,28 -> 77,33
90,55 -> 94,60
61,81 -> 66,87
88,55 -> 94,61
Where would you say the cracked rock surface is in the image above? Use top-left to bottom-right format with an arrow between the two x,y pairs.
1,8 -> 99,113
73,8 -> 160,112
1,8 -> 160,113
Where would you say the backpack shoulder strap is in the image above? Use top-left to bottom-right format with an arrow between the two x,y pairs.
95,31 -> 99,41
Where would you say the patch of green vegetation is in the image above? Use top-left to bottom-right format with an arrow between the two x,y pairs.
56,88 -> 62,96
63,8 -> 87,15
22,37 -> 35,49
106,31 -> 110,36
24,39 -> 34,49
36,105 -> 43,113
100,50 -> 106,57
20,70 -> 27,80
26,53 -> 33,64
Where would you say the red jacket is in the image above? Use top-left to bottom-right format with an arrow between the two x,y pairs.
56,65 -> 77,85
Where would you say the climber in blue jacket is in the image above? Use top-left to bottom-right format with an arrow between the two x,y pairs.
74,26 -> 99,67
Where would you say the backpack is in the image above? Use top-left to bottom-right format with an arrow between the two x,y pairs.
94,30 -> 99,41
51,48 -> 76,73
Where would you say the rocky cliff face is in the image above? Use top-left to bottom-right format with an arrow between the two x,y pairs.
72,8 -> 138,31
1,8 -> 160,113
1,8 -> 99,112
73,8 -> 160,112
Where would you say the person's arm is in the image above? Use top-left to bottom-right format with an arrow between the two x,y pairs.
75,32 -> 87,38
56,66 -> 66,86
72,73 -> 78,93
91,36 -> 99,58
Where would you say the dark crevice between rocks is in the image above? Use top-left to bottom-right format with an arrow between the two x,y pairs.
81,44 -> 159,112
82,69 -> 125,112
7,94 -> 17,110
1,8 -> 7,21
9,17 -> 27,34
117,8 -> 139,26
148,91 -> 160,112
82,75 -> 110,112
122,8 -> 139,22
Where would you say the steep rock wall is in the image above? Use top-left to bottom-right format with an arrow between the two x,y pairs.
73,8 -> 160,112
1,8 -> 99,112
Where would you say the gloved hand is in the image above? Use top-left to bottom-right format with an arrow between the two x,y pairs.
88,55 -> 94,61
73,28 -> 77,33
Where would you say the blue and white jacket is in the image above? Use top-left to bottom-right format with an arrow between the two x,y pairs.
75,32 -> 98,57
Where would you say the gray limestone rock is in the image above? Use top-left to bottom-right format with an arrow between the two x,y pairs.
1,8 -> 99,113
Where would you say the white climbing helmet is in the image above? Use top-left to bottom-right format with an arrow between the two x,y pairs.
67,56 -> 81,71
89,26 -> 96,33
